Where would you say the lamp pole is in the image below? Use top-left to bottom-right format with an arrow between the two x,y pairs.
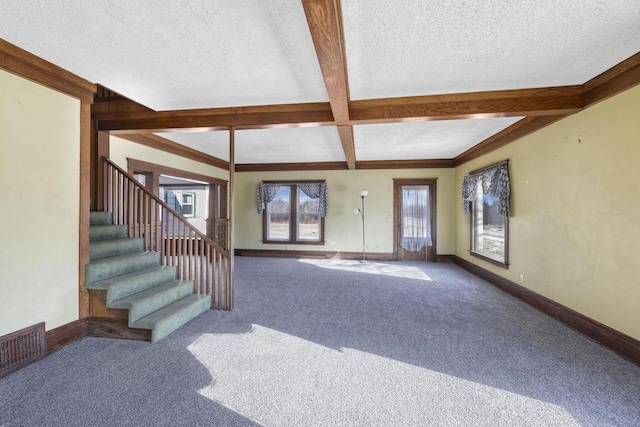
359,191 -> 368,262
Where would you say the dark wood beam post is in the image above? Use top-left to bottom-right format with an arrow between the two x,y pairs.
79,101 -> 91,319
228,128 -> 235,310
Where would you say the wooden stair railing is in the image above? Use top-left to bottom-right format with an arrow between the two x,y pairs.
102,158 -> 233,310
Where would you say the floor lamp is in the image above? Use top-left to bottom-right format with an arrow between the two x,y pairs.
353,190 -> 368,262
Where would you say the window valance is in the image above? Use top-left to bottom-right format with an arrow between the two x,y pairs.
257,181 -> 328,217
461,162 -> 511,217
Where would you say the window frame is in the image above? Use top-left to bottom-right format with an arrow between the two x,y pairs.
468,161 -> 510,269
181,192 -> 196,218
262,182 -> 325,245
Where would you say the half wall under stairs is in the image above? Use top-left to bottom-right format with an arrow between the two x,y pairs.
86,211 -> 209,343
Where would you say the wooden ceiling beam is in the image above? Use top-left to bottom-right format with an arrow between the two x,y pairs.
582,52 -> 640,108
349,86 -> 584,123
97,103 -> 335,133
302,0 -> 350,123
336,125 -> 356,169
94,86 -> 584,132
302,0 -> 356,169
235,162 -> 348,172
114,133 -> 229,170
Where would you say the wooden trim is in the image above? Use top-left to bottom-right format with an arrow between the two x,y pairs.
79,102 -> 91,318
393,179 -> 438,262
468,159 -> 509,175
87,317 -> 151,341
115,133 -> 229,170
236,162 -> 348,172
46,319 -> 88,353
0,39 -> 96,103
453,256 -> 640,367
436,254 -> 455,263
356,159 -> 455,169
582,52 -> 640,108
337,125 -> 356,170
236,248 -> 394,261
127,158 -> 228,185
453,115 -> 567,166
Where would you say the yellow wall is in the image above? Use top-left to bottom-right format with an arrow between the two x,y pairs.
235,169 -> 456,255
110,136 -> 229,182
455,85 -> 640,341
0,70 -> 80,335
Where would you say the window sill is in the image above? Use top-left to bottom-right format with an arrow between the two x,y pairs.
469,251 -> 509,269
263,240 -> 325,246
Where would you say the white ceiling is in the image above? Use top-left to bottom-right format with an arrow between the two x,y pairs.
158,126 -> 346,163
1,0 -> 639,165
0,0 -> 328,110
354,117 -> 523,161
343,0 -> 640,100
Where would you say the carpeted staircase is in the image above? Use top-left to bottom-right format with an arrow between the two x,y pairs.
86,211 -> 210,343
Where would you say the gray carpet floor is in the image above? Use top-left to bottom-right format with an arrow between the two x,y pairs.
1,257 -> 639,426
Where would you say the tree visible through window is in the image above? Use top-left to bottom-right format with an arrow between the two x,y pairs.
264,185 -> 323,244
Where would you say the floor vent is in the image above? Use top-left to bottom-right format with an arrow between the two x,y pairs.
0,322 -> 46,379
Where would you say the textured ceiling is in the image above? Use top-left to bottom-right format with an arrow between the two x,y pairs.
1,1 -> 639,164
0,0 -> 328,110
354,118 -> 523,160
158,127 -> 345,164
343,0 -> 640,99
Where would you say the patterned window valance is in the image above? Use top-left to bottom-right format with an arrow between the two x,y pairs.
257,181 -> 328,217
461,162 -> 511,217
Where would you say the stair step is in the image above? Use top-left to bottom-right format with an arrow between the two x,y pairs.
90,238 -> 144,261
90,211 -> 113,226
90,224 -> 127,242
131,295 -> 210,343
86,252 -> 160,284
87,265 -> 177,303
110,280 -> 194,324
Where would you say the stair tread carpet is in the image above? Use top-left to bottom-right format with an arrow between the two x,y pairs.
89,224 -> 127,241
110,280 -> 194,324
131,294 -> 210,343
89,211 -> 112,225
86,251 -> 160,284
86,265 -> 177,303
90,238 -> 144,261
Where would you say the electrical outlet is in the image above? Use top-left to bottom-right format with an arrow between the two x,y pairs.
520,274 -> 524,283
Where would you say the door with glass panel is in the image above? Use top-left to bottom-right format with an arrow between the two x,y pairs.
393,179 -> 437,261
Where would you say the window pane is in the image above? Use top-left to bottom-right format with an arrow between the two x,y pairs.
401,187 -> 428,238
298,189 -> 320,241
267,187 -> 291,240
472,182 -> 507,262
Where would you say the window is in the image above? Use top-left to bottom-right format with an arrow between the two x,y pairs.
181,192 -> 195,218
263,185 -> 324,244
470,179 -> 508,267
462,161 -> 510,268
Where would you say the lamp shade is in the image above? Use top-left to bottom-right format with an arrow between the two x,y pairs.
353,208 -> 360,215
359,190 -> 369,197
